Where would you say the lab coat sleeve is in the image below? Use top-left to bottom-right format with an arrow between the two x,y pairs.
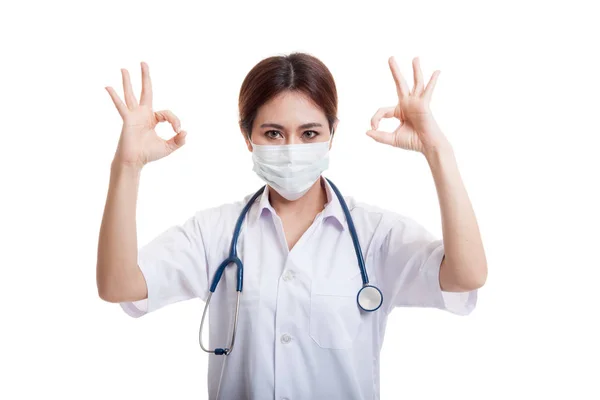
378,215 -> 477,316
119,211 -> 210,318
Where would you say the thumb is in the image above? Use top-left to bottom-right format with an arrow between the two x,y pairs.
166,130 -> 187,152
366,129 -> 395,146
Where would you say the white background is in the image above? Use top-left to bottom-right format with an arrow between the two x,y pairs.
1,0 -> 598,399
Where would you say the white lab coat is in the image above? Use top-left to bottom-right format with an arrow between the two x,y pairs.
120,178 -> 477,399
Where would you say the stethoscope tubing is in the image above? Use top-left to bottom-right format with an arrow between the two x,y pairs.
199,178 -> 380,356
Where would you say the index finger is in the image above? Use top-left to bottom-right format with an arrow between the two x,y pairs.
388,56 -> 410,99
140,61 -> 153,108
370,106 -> 395,130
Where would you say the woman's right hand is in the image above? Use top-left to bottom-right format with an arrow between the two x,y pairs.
105,62 -> 187,169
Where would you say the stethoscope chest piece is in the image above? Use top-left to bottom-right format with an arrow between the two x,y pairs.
357,285 -> 383,312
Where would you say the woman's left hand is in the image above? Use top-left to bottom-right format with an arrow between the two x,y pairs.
367,56 -> 448,154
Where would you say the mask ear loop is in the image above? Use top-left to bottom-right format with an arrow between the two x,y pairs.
328,126 -> 335,146
247,132 -> 255,150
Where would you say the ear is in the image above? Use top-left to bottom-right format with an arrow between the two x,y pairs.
330,119 -> 339,149
241,127 -> 253,152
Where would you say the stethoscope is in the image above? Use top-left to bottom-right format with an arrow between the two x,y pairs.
198,178 -> 383,356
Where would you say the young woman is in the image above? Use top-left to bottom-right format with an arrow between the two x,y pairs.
97,52 -> 486,400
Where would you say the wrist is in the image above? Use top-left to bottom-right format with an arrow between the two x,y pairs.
422,139 -> 454,166
417,121 -> 451,157
111,158 -> 143,179
111,150 -> 144,170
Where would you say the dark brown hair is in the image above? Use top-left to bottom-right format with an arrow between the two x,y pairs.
238,52 -> 338,138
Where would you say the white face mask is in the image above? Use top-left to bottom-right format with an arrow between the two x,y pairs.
250,134 -> 333,201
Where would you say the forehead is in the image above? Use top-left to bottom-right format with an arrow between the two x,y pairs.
254,91 -> 326,125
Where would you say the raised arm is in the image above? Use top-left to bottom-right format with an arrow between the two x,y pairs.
424,136 -> 487,292
96,62 -> 187,303
97,161 -> 144,303
367,55 -> 487,293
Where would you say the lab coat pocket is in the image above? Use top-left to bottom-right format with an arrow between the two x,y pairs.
309,273 -> 363,349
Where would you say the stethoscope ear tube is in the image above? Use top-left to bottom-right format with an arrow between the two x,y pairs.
199,289 -> 242,356
199,187 -> 265,356
200,257 -> 244,355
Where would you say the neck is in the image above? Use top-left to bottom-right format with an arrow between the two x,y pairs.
269,177 -> 328,219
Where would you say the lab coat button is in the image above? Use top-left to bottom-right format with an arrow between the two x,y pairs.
282,270 -> 295,281
281,334 -> 292,344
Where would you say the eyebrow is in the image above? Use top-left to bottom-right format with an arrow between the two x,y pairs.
259,122 -> 323,130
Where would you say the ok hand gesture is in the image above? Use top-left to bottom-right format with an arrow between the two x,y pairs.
367,56 -> 448,154
105,62 -> 187,169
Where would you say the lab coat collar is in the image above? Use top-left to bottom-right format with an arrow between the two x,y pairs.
250,176 -> 346,230
320,177 -> 347,230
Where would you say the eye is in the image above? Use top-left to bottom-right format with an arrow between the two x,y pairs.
303,130 -> 319,139
265,130 -> 283,139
